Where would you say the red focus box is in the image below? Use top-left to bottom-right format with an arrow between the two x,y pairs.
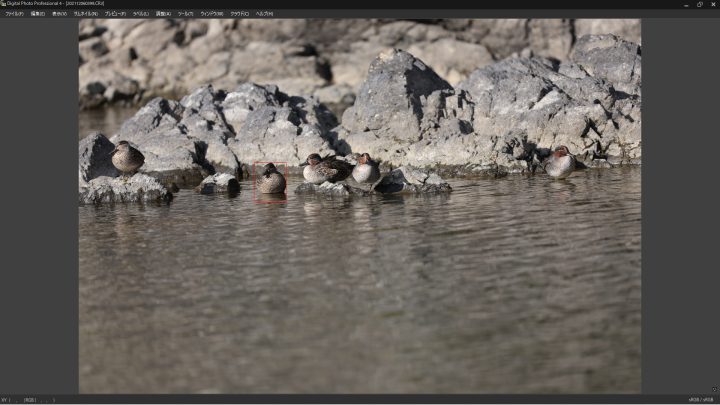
252,161 -> 289,204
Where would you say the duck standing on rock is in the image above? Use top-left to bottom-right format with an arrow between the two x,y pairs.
300,153 -> 354,184
544,145 -> 576,179
352,153 -> 381,185
110,140 -> 145,179
256,163 -> 286,194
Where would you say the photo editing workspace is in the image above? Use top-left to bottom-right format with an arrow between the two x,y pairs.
0,0 -> 718,404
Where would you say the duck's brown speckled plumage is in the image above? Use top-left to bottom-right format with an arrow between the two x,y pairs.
256,163 -> 286,194
111,141 -> 145,176
301,153 -> 354,184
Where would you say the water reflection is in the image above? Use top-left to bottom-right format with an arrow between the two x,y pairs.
79,167 -> 641,394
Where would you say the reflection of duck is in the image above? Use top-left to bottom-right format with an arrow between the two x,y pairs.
110,141 -> 145,178
300,153 -> 354,184
544,145 -> 576,179
256,163 -> 286,194
352,153 -> 381,184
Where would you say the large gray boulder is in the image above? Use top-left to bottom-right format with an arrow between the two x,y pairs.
341,48 -> 454,138
335,37 -> 641,175
109,96 -> 213,187
103,83 -> 338,186
79,132 -> 174,204
79,132 -> 118,186
459,34 -> 641,166
224,83 -> 338,169
79,173 -> 172,204
570,34 -> 642,96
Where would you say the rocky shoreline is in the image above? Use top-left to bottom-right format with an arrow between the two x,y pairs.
78,19 -> 640,113
79,28 -> 641,204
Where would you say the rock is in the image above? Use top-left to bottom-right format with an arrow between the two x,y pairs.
329,41 -> 388,91
312,84 -> 357,119
79,132 -> 118,185
528,19 -> 574,60
109,86 -> 246,187
570,34 -> 641,96
373,166 -> 452,194
96,83 -> 340,187
341,48 -> 454,137
78,19 -> 641,110
79,58 -> 141,108
122,19 -> 184,60
109,97 -> 209,187
463,19 -> 529,60
78,37 -> 109,63
334,40 -> 640,175
574,19 -> 641,45
78,22 -> 107,41
224,85 -> 337,168
194,173 -> 240,194
334,49 -> 489,171
79,173 -> 172,204
407,38 -> 495,85
294,181 -> 370,197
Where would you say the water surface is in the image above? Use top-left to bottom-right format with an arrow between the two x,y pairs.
79,107 -> 138,139
79,167 -> 641,393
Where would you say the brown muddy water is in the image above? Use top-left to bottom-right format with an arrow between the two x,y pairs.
79,167 -> 641,393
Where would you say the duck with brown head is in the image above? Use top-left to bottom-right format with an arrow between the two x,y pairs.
352,153 -> 381,185
299,153 -> 354,184
544,145 -> 576,179
110,140 -> 145,179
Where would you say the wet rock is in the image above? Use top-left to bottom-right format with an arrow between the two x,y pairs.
195,173 -> 240,194
373,166 -> 452,194
294,181 -> 371,197
79,173 -> 172,204
79,132 -> 118,185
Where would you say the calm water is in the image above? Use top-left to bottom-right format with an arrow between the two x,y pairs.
79,167 -> 641,394
79,107 -> 138,139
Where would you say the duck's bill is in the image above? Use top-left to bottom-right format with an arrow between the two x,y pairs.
299,162 -> 308,167
109,147 -> 118,155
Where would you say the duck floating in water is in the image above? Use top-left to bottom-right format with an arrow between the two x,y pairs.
544,145 -> 576,179
300,153 -> 354,184
110,140 -> 144,179
352,153 -> 381,185
256,163 -> 286,194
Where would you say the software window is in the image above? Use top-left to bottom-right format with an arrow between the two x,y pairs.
0,0 -> 717,403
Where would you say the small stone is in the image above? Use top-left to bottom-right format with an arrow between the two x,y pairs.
79,173 -> 173,204
194,173 -> 240,194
